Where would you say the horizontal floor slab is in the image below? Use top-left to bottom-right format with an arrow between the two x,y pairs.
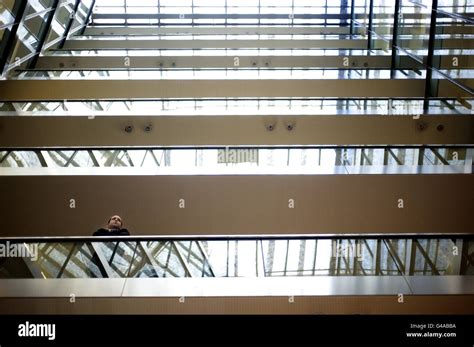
0,165 -> 471,176
0,115 -> 472,147
1,276 -> 473,298
0,79 -> 426,100
61,38 -> 470,50
406,276 -> 474,295
122,277 -> 413,297
0,278 -> 126,298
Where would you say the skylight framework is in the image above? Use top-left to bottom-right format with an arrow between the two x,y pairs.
92,0 -> 352,26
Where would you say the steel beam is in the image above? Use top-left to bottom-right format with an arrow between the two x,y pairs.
173,242 -> 193,277
387,148 -> 403,165
0,151 -> 11,163
391,0 -> 401,78
80,0 -> 96,35
430,148 -> 450,165
0,0 -> 28,75
350,0 -> 356,36
195,241 -> 215,277
27,2 -> 59,69
383,239 -> 406,273
424,0 -> 439,111
367,0 -> 374,51
414,240 -> 441,275
375,239 -> 382,275
0,79 -> 426,100
56,242 -> 78,278
88,243 -> 116,278
58,0 -> 81,49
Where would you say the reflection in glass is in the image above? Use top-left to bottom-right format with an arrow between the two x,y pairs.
2,98 -> 469,115
0,147 -> 471,173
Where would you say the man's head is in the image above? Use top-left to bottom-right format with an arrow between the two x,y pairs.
107,215 -> 123,230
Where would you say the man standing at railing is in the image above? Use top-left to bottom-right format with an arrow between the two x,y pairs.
93,215 -> 130,236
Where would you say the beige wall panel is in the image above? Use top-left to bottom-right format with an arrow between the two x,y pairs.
1,115 -> 472,147
0,175 -> 473,237
0,79 -> 426,100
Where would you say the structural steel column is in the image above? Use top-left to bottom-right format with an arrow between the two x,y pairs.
423,0 -> 439,111
391,0 -> 401,79
27,0 -> 60,69
0,0 -> 28,75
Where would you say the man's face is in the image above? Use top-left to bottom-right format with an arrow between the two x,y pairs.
108,215 -> 122,230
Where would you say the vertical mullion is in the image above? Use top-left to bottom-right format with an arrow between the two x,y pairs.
383,148 -> 389,165
375,239 -> 382,275
367,0 -> 374,50
350,0 -> 356,36
391,0 -> 401,79
417,147 -> 425,165
57,243 -> 78,278
255,240 -> 259,277
259,240 -> 267,277
0,151 -> 12,164
353,240 -> 358,275
124,0 -> 128,25
80,0 -> 96,35
158,0 -> 161,26
283,240 -> 290,276
58,0 -> 81,49
226,240 -> 230,277
325,0 -> 328,26
423,0 -> 439,111
291,0 -> 294,26
311,240 -> 318,275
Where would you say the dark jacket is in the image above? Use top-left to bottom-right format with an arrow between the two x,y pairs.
93,228 -> 130,236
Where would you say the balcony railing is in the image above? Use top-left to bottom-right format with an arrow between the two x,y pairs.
1,235 -> 472,279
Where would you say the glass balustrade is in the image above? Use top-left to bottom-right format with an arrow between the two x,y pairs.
1,236 -> 472,279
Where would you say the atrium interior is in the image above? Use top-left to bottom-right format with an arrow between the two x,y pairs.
0,0 -> 473,315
